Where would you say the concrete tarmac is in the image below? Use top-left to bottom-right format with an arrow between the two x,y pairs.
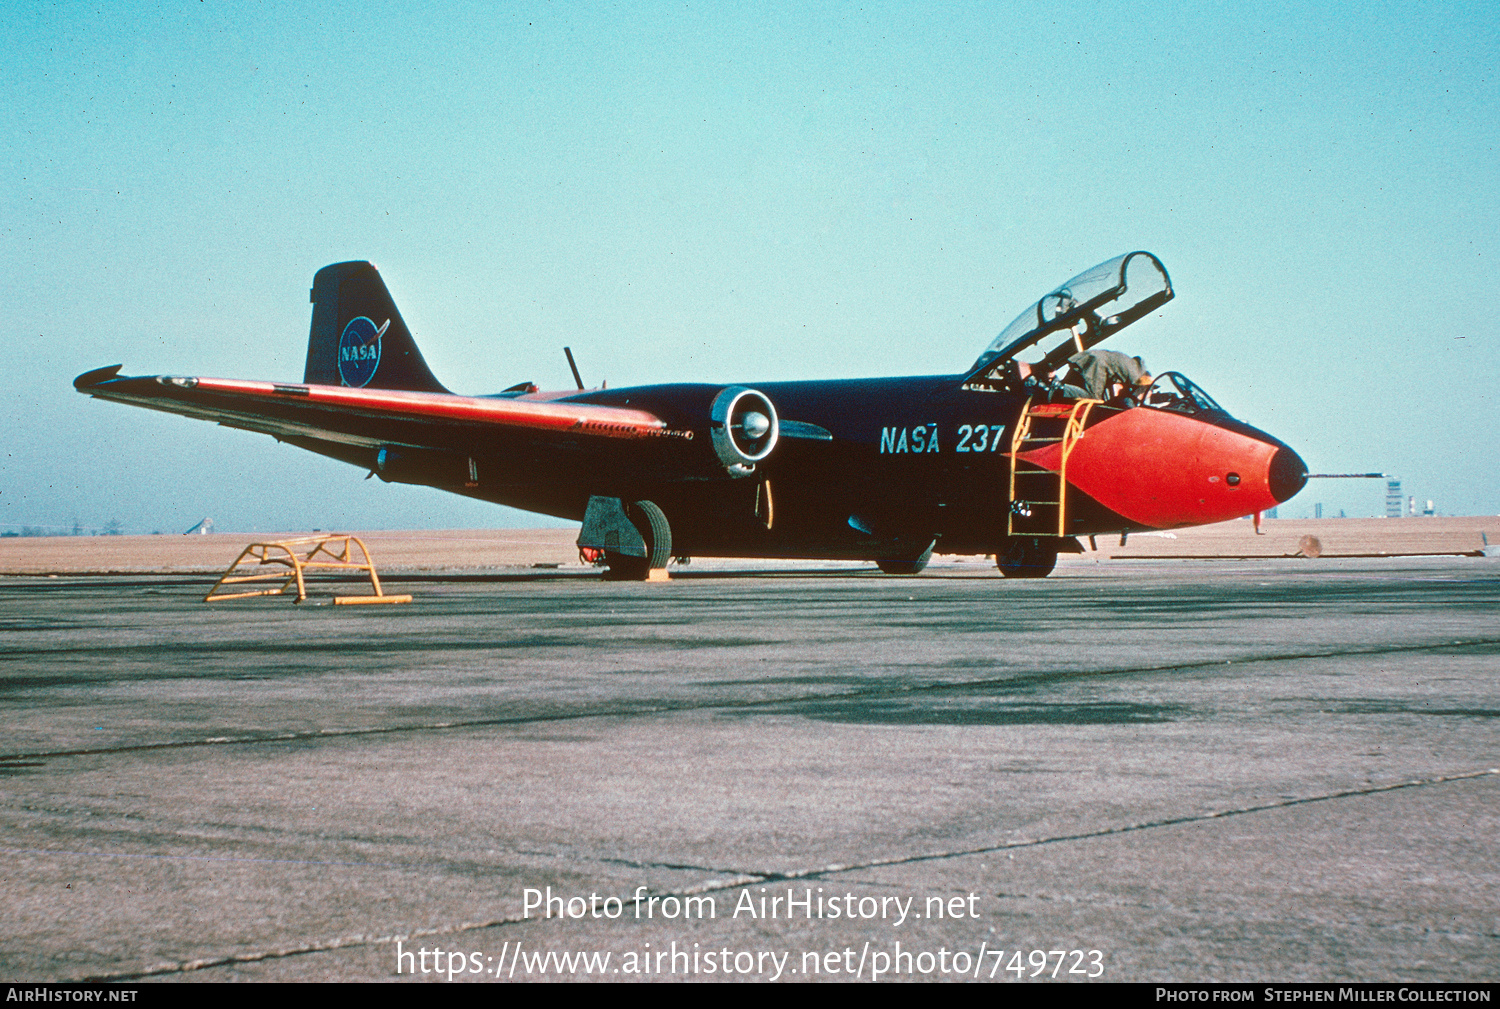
1,556 -> 1497,982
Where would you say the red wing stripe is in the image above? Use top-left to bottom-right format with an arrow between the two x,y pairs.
193,378 -> 669,439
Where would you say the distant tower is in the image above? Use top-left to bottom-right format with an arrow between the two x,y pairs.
1385,479 -> 1403,518
1423,500 -> 1435,517
1314,502 -> 1323,519
1408,496 -> 1416,517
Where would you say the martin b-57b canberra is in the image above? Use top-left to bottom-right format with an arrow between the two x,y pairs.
75,251 -> 1306,578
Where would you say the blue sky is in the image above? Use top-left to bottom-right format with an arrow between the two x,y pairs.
3,1 -> 1496,532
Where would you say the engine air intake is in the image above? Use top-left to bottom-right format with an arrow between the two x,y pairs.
710,386 -> 779,475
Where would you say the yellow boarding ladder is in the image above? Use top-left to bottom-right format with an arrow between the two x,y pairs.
1006,398 -> 1098,538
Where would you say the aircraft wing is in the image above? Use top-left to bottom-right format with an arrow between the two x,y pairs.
73,365 -> 680,454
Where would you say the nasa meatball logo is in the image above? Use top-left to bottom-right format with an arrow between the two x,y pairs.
337,316 -> 389,387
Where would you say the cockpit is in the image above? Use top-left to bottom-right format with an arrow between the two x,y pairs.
961,251 -> 1233,418
1138,371 -> 1228,417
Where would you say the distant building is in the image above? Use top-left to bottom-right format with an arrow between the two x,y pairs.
1385,479 -> 1403,518
1314,503 -> 1323,519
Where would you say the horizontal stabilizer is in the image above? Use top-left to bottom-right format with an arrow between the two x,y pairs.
74,364 -> 123,390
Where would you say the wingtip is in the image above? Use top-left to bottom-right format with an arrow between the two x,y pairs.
74,364 -> 124,390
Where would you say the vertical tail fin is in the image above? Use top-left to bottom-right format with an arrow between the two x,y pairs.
304,261 -> 449,393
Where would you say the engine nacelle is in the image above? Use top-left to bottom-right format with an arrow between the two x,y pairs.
709,386 -> 778,477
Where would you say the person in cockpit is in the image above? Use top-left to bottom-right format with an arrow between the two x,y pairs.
1056,349 -> 1152,403
1019,350 -> 1153,405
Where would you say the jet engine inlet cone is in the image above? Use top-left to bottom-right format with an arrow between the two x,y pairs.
710,386 -> 779,474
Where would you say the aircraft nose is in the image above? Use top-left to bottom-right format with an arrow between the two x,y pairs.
1027,407 -> 1309,530
1268,445 -> 1308,504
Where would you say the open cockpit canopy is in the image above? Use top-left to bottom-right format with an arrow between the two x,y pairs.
963,251 -> 1172,389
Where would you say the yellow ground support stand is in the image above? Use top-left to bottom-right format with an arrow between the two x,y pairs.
204,535 -> 412,605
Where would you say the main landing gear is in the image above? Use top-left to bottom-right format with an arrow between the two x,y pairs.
603,500 -> 672,581
996,536 -> 1058,579
579,495 -> 674,581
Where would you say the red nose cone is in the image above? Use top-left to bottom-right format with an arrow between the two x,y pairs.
1017,408 -> 1299,529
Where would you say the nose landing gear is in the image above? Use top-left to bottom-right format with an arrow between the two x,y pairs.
876,538 -> 937,575
996,536 -> 1058,579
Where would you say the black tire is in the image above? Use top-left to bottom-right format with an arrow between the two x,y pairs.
603,500 -> 672,581
602,553 -> 650,581
996,536 -> 1058,579
876,538 -> 936,575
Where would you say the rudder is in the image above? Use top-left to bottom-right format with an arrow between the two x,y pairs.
304,261 -> 448,392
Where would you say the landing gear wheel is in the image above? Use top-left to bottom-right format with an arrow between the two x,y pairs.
876,538 -> 936,575
603,500 -> 672,581
603,552 -> 649,581
996,536 -> 1058,579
